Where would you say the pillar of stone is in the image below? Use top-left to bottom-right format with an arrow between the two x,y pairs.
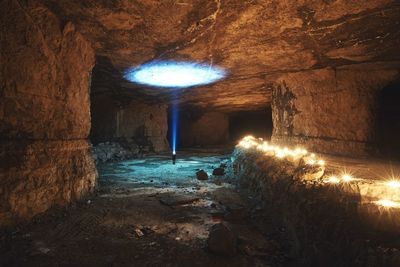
0,0 -> 97,226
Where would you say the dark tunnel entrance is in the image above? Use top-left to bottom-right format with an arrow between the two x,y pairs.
376,79 -> 400,160
228,109 -> 273,144
171,107 -> 273,149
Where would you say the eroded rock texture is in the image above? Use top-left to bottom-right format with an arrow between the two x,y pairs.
271,63 -> 400,156
0,0 -> 96,226
38,0 -> 400,111
91,95 -> 169,153
36,0 -> 400,157
1,0 -> 400,226
233,147 -> 400,265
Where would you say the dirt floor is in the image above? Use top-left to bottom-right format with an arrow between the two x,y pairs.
2,150 -> 400,267
0,151 -> 288,267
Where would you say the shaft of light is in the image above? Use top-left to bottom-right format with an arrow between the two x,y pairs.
171,103 -> 178,155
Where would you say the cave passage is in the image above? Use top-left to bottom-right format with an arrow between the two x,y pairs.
229,109 -> 273,143
2,1 -> 400,267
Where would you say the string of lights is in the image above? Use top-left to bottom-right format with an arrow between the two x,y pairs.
236,135 -> 400,209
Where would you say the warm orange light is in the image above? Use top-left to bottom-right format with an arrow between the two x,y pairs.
385,180 -> 400,189
375,199 -> 400,208
306,159 -> 316,165
326,176 -> 340,184
342,174 -> 354,182
275,150 -> 286,158
243,135 -> 256,141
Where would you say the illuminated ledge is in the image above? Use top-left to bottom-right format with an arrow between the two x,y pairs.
233,136 -> 400,234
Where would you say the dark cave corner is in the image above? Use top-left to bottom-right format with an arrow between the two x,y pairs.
174,107 -> 273,150
375,79 -> 400,161
228,109 -> 273,144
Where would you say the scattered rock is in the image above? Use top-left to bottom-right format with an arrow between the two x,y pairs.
213,167 -> 225,176
92,141 -> 136,163
134,228 -> 144,237
196,170 -> 208,180
31,241 -> 51,256
207,223 -> 237,255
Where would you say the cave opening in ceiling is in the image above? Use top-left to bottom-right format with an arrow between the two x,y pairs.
123,60 -> 227,88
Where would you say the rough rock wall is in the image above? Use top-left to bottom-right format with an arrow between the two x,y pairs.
233,146 -> 400,265
271,63 -> 400,156
0,0 -> 96,226
90,95 -> 169,153
180,111 -> 229,147
38,0 -> 400,112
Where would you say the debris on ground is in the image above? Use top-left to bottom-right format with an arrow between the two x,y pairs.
30,241 -> 51,256
0,153 -> 287,267
213,167 -> 225,176
196,170 -> 208,180
134,228 -> 144,237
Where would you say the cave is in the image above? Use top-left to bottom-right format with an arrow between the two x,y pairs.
1,1 -> 400,266
229,109 -> 273,144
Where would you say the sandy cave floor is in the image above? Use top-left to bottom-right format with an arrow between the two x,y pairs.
2,150 -> 400,267
0,151 -> 287,267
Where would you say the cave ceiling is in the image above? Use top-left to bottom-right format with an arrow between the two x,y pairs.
41,0 -> 400,111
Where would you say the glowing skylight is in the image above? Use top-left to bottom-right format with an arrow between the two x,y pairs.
124,61 -> 226,88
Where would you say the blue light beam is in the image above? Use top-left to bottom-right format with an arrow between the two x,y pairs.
124,60 -> 227,160
171,102 -> 178,155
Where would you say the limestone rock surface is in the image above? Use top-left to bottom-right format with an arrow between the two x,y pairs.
0,0 -> 96,226
90,95 -> 169,153
180,111 -> 229,147
271,63 -> 400,156
40,0 -> 400,111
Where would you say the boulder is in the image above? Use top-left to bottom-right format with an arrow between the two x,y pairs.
212,167 -> 225,176
196,170 -> 208,181
91,142 -> 136,163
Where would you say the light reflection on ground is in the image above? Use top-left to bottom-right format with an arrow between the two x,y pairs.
97,153 -> 232,188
